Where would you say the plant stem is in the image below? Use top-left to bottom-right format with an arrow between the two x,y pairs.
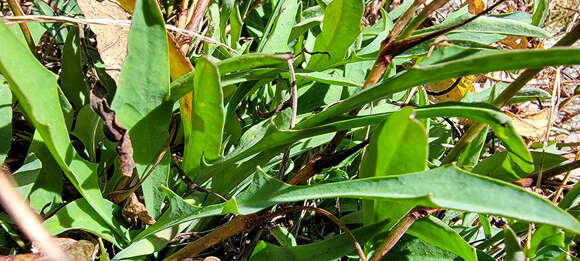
369,207 -> 437,261
6,0 -> 35,53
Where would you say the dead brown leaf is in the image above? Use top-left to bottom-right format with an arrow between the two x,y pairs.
77,0 -> 130,84
505,108 -> 550,141
0,238 -> 95,261
122,193 -> 156,225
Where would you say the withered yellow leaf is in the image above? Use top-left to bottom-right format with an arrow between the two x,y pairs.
468,0 -> 486,14
424,75 -> 475,103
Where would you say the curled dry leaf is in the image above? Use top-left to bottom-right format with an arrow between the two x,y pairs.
0,238 -> 95,261
77,0 -> 130,84
122,192 -> 156,225
505,108 -> 550,142
89,87 -> 135,177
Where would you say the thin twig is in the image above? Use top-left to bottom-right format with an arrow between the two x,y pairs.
552,151 -> 580,203
0,168 -> 72,261
278,58 -> 299,179
1,15 -> 236,53
6,0 -> 35,52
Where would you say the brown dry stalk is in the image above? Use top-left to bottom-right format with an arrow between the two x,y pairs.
369,207 -> 438,261
0,167 -> 72,261
180,0 -> 211,54
164,141 -> 369,260
166,206 -> 366,261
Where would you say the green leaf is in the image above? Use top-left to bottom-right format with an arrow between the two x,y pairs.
408,216 -> 477,261
559,178 -> 580,210
413,7 -> 550,38
473,151 -> 567,181
183,57 -> 225,181
360,107 -> 427,225
59,27 -> 88,110
297,48 -> 580,130
529,225 -> 562,258
231,166 -> 580,232
43,199 -> 125,247
71,105 -> 105,162
306,0 -> 363,70
457,126 -> 488,168
0,20 -> 127,241
12,153 -> 41,199
532,0 -> 549,27
261,0 -> 298,53
249,220 -> 391,261
385,234 -> 463,260
110,0 -> 172,218
0,80 -> 11,164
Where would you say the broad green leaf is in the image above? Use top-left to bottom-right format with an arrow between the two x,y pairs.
132,165 -> 580,253
59,27 -> 88,110
230,166 -> 580,232
288,6 -> 323,43
408,216 -> 477,261
44,198 -> 125,247
297,48 -> 580,130
249,220 -> 390,261
384,234 -> 462,260
0,20 -> 127,241
27,135 -> 63,214
473,151 -> 567,181
360,107 -> 427,225
12,153 -> 41,199
183,57 -> 224,181
261,0 -> 298,53
218,53 -> 290,74
0,80 -> 11,163
110,0 -> 172,218
306,0 -> 363,70
413,7 -> 550,38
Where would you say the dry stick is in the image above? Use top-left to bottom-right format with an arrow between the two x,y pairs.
369,207 -> 438,261
1,15 -> 236,53
164,141 -> 369,260
6,0 -> 35,52
552,151 -> 580,203
536,67 -> 562,189
0,168 -> 72,261
442,21 -> 580,164
278,58 -> 299,179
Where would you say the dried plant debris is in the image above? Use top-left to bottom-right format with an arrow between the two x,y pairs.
121,192 -> 155,225
0,238 -> 95,261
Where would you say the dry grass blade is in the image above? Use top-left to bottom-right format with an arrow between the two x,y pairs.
1,15 -> 236,53
0,167 -> 72,261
